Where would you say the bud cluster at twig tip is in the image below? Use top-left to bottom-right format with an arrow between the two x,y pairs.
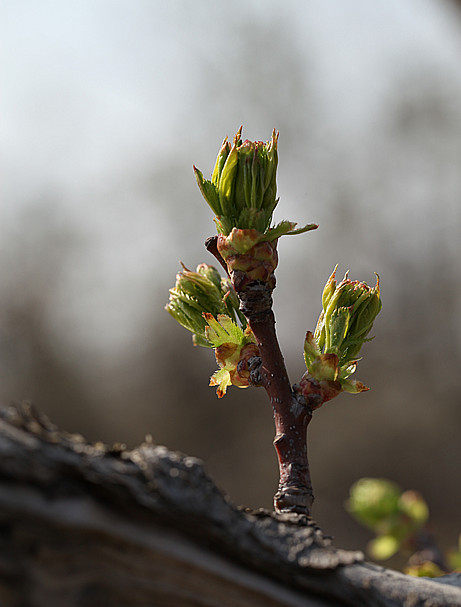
194,126 -> 279,235
194,126 -> 318,242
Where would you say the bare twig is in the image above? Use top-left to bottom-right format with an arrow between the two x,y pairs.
209,232 -> 315,515
247,303 -> 314,514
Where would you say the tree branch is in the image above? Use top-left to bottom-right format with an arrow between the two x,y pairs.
246,306 -> 314,514
212,231 -> 315,515
1,402 -> 460,607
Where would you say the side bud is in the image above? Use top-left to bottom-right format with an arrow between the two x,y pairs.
204,313 -> 261,398
315,267 -> 382,365
166,263 -> 241,347
295,267 -> 382,409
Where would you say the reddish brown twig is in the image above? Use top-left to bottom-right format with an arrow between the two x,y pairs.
206,237 -> 314,515
249,305 -> 314,514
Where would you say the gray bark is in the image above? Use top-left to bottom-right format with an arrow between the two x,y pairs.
0,401 -> 459,607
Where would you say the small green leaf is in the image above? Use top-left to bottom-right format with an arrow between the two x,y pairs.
263,220 -> 318,242
194,167 -> 221,215
339,377 -> 369,393
204,313 -> 244,347
209,368 -> 232,398
303,331 -> 321,368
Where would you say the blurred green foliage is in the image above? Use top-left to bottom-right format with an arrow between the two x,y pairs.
347,478 -> 461,577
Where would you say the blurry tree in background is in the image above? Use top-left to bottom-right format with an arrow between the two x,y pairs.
1,0 -> 461,555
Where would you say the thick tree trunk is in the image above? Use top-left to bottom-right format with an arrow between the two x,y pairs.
0,402 -> 460,607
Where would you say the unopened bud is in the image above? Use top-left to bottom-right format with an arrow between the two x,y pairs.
315,268 -> 382,365
298,267 -> 382,407
194,127 -> 279,235
194,126 -> 317,241
166,263 -> 236,347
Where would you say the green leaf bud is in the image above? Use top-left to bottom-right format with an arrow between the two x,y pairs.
203,127 -> 279,234
315,267 -> 382,366
195,127 -> 317,240
166,263 -> 239,346
298,267 -> 381,406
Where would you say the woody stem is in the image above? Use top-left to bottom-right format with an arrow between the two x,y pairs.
206,236 -> 314,514
244,297 -> 314,515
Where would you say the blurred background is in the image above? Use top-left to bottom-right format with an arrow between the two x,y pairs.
2,0 -> 461,558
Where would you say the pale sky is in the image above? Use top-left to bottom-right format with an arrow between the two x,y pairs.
2,0 -> 461,362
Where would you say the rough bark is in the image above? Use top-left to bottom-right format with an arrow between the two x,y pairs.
0,402 -> 460,607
